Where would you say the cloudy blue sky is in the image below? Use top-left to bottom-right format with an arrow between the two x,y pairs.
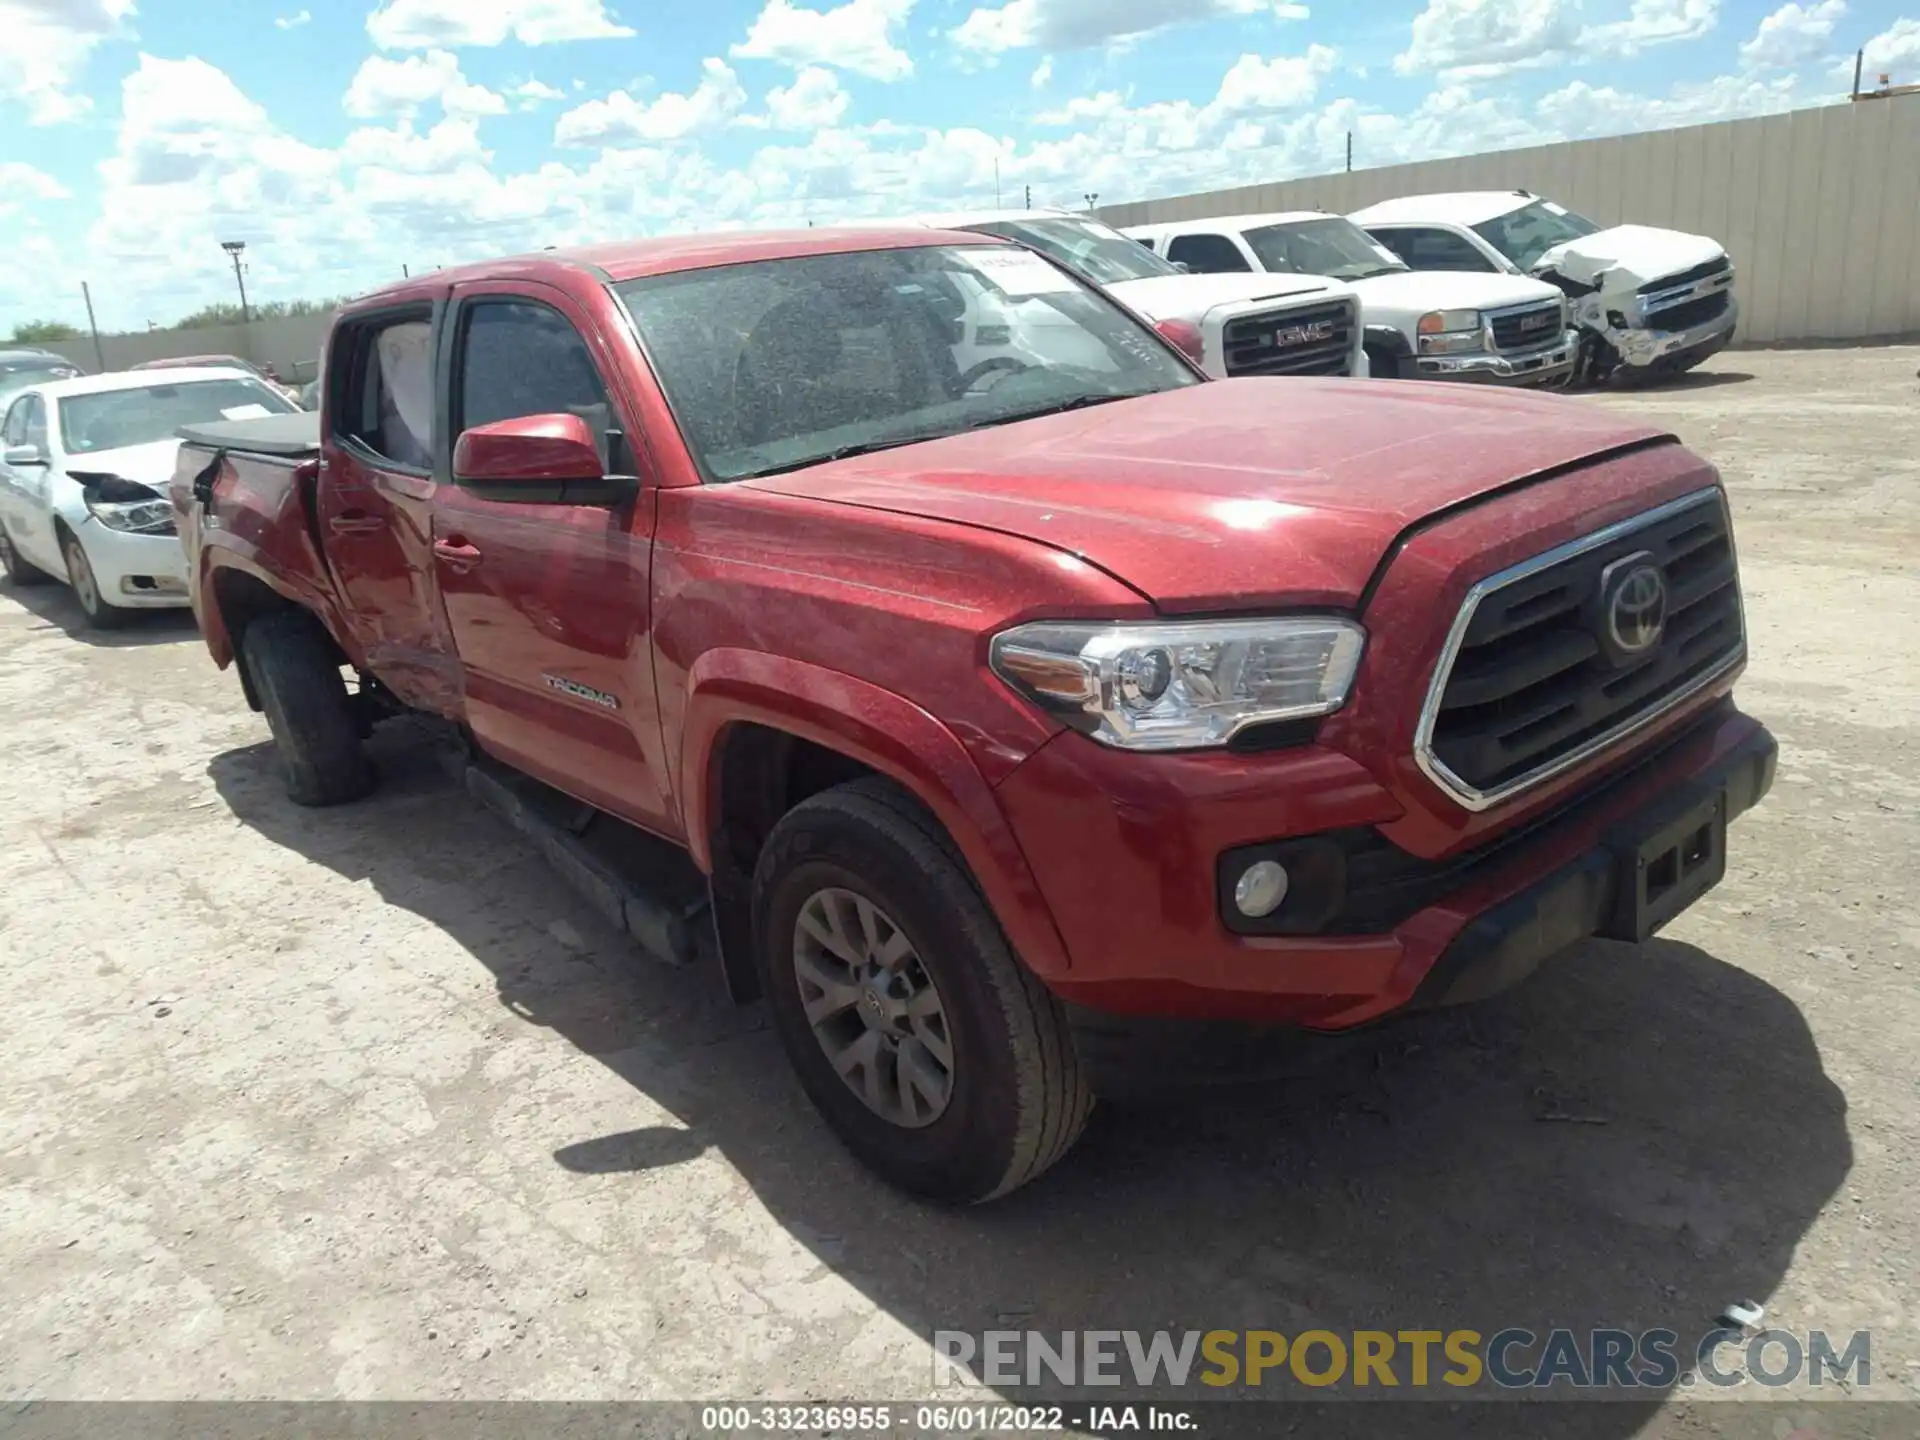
2,0 -> 1915,331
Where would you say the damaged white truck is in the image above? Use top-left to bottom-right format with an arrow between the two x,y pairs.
1350,191 -> 1737,386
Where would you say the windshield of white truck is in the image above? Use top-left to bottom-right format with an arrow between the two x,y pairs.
1474,200 -> 1604,271
966,217 -> 1180,287
60,378 -> 298,455
1244,219 -> 1408,281
616,243 -> 1199,483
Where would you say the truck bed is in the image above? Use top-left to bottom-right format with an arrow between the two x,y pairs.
176,410 -> 320,457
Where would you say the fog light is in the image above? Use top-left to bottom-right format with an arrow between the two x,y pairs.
1233,860 -> 1290,918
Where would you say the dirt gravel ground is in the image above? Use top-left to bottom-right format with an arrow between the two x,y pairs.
1,346 -> 1915,1433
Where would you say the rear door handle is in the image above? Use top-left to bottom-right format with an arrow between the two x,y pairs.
433,537 -> 483,572
329,510 -> 386,535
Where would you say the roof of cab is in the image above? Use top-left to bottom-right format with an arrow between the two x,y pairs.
1348,192 -> 1535,227
348,225 -> 1010,309
34,366 -> 267,400
1123,211 -> 1335,237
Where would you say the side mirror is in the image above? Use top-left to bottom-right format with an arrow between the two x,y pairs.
452,413 -> 633,506
3,443 -> 46,467
1173,261 -> 1194,274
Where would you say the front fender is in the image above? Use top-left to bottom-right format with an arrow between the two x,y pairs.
680,649 -> 1072,978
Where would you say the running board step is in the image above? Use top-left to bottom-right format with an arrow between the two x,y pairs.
458,753 -> 708,968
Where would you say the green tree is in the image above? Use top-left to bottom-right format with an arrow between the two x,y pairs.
10,320 -> 84,343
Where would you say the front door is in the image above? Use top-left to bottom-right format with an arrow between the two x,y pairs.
2,395 -> 63,572
429,283 -> 675,836
315,304 -> 462,713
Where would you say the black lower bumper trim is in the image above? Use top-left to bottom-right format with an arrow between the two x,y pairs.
1410,722 -> 1776,1011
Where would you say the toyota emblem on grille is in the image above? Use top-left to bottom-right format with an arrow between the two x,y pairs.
1270,320 -> 1335,348
1601,555 -> 1669,655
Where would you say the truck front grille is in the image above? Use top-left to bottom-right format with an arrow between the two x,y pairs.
1221,300 -> 1357,378
1488,302 -> 1565,353
1649,289 -> 1731,333
1639,256 -> 1731,295
1415,489 -> 1745,809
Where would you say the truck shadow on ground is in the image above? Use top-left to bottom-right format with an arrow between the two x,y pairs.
209,723 -> 1851,1439
0,583 -> 199,647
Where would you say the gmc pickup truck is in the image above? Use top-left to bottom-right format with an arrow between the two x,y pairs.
173,226 -> 1776,1204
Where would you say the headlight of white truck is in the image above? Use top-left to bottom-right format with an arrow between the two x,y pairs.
1417,310 -> 1486,355
990,616 -> 1366,751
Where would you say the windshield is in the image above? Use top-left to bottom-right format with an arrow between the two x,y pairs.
58,378 -> 298,454
965,217 -> 1179,287
1243,219 -> 1408,281
615,243 -> 1198,483
1474,200 -> 1603,270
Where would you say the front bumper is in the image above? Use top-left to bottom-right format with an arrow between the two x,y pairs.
993,698 -> 1773,1030
79,519 -> 191,608
1415,329 -> 1579,386
1609,296 -> 1739,372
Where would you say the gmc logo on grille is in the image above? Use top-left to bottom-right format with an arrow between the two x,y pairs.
1267,320 -> 1336,348
1519,312 -> 1555,332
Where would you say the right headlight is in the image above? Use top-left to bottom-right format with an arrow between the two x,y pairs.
1417,309 -> 1486,355
989,616 -> 1366,752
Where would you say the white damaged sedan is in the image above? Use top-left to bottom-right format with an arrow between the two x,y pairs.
0,367 -> 297,628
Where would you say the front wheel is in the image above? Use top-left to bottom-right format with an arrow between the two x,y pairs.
241,610 -> 375,807
753,777 -> 1091,1203
62,533 -> 127,628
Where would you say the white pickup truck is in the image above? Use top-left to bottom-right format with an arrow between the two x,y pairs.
1125,211 -> 1577,389
1349,191 -> 1737,385
864,209 -> 1366,381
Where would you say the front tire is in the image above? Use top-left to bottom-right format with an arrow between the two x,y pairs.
241,610 -> 375,807
0,524 -> 52,586
61,533 -> 127,628
753,777 -> 1091,1203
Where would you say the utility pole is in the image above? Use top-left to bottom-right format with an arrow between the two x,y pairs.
220,240 -> 251,325
1024,184 -> 1031,210
1346,131 -> 1353,173
1852,48 -> 1864,98
80,283 -> 105,372
1084,191 -> 1098,213
994,157 -> 1002,209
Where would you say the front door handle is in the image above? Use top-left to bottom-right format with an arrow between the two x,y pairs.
433,537 -> 483,572
329,510 -> 386,535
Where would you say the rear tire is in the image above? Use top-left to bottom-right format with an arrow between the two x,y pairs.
753,777 -> 1091,1203
241,609 -> 375,807
0,524 -> 52,586
61,533 -> 127,628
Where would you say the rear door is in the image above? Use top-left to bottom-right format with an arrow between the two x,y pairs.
316,303 -> 463,712
429,282 -> 675,835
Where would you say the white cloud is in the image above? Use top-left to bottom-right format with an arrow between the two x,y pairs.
1852,16 -> 1920,81
554,58 -> 747,145
1585,0 -> 1721,56
952,0 -> 1305,55
765,66 -> 848,127
1535,70 -> 1800,133
511,78 -> 567,107
344,50 -> 507,120
730,0 -> 914,81
367,0 -> 634,49
275,9 -> 311,28
1030,56 -> 1053,86
0,0 -> 136,125
1396,0 -> 1721,78
1741,0 -> 1845,68
1394,0 -> 1584,78
0,162 -> 71,211
1215,44 -> 1339,110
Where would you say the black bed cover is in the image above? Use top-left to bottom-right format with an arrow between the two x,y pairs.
176,410 -> 319,457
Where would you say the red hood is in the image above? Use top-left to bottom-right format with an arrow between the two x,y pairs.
744,379 -> 1672,612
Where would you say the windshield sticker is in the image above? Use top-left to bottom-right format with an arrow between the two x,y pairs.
1542,202 -> 1569,216
967,249 -> 1078,296
221,403 -> 272,420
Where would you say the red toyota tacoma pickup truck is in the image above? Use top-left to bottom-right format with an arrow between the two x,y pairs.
172,227 -> 1775,1203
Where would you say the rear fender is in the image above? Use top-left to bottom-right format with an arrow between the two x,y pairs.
198,549 -> 358,674
680,649 -> 1072,980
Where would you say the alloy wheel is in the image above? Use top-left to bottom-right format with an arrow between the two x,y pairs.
792,886 -> 954,1128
